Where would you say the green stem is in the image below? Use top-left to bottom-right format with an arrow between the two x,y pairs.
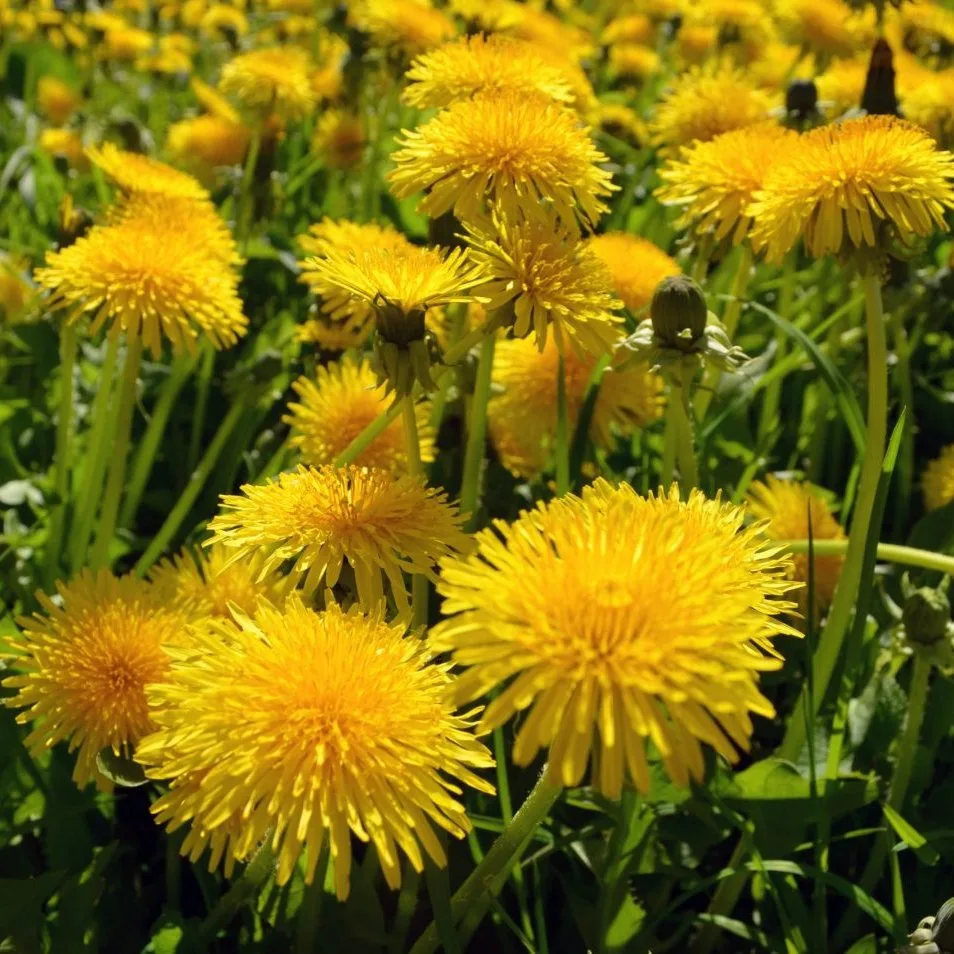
555,353 -> 570,497
68,333 -> 120,572
187,344 -> 215,475
423,856 -> 461,954
442,324 -> 489,367
45,325 -> 78,587
402,396 -> 429,629
669,380 -> 698,489
459,334 -> 496,525
295,845 -> 329,954
389,868 -> 421,954
778,540 -> 954,575
757,258 -> 797,445
90,335 -> 143,570
779,271 -> 888,762
199,840 -> 275,943
237,126 -> 262,248
891,309 -> 915,538
692,233 -> 714,283
333,399 -> 403,468
408,767 -> 562,954
134,400 -> 247,577
692,835 -> 751,954
120,351 -> 197,528
661,410 -> 677,487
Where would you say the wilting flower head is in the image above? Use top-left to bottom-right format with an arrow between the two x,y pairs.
302,241 -> 487,393
87,143 -> 210,200
749,116 -> 954,264
36,194 -> 246,355
656,124 -> 799,246
650,65 -> 776,153
431,480 -> 800,796
389,89 -> 616,229
220,46 -> 315,119
150,542 -> 287,621
3,570 -> 184,788
348,0 -> 456,57
167,114 -> 250,169
284,356 -> 435,474
208,464 -> 470,615
465,210 -> 622,355
489,335 -> 664,478
746,476 -> 846,611
402,33 -> 577,109
922,444 -> 954,512
311,109 -> 364,169
36,74 -> 81,124
587,233 -> 681,315
137,598 -> 494,897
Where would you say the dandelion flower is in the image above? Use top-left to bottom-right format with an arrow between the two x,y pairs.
150,542 -> 287,621
208,465 -> 470,614
87,143 -> 209,200
284,356 -> 435,473
746,476 -> 846,611
749,116 -> 954,263
0,255 -> 34,324
815,56 -> 868,114
348,0 -> 456,56
598,103 -> 648,147
650,65 -> 776,153
402,34 -> 576,109
311,109 -> 364,169
191,76 -> 242,123
922,444 -> 954,512
602,14 -> 656,46
775,0 -> 875,60
137,598 -> 494,897
36,201 -> 247,355
656,124 -> 799,245
388,89 -> 616,229
294,312 -> 372,351
36,75 -> 81,124
39,128 -> 88,170
432,480 -> 800,795
2,570 -> 184,788
902,70 -> 954,148
489,336 -> 664,478
465,212 -> 622,355
220,47 -> 315,119
608,44 -> 662,82
587,233 -> 680,314
167,114 -> 250,168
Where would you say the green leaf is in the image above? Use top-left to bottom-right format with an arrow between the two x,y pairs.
0,871 -> 65,954
884,804 -> 939,865
907,497 -> 954,556
843,934 -> 877,954
95,748 -> 148,787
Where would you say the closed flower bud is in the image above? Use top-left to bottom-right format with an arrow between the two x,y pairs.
903,586 -> 951,647
650,275 -> 708,351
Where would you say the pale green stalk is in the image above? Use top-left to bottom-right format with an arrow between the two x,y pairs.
402,396 -> 429,629
459,335 -> 496,525
555,354 -> 570,496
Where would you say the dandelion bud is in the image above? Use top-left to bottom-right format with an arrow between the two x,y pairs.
902,586 -> 951,647
650,275 -> 708,351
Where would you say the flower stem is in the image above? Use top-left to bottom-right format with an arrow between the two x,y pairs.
236,126 -> 262,248
295,845 -> 329,954
408,766 -> 562,954
779,270 -> 889,762
187,343 -> 215,475
757,257 -> 797,445
68,333 -> 120,572
45,324 -> 78,587
120,350 -> 198,528
778,539 -> 954,575
668,380 -> 698,489
199,840 -> 275,943
90,334 -> 143,571
134,399 -> 247,577
459,334 -> 496,526
333,399 -> 403,468
442,324 -> 489,367
555,353 -> 570,497
402,395 -> 429,629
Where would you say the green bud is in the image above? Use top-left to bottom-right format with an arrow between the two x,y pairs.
903,586 -> 951,647
650,276 -> 708,351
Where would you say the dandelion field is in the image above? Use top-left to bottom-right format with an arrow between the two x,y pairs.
7,0 -> 954,952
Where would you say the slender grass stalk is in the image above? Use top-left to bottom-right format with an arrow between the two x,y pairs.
555,354 -> 570,497
693,835 -> 751,954
133,400 -> 247,577
45,325 -> 78,587
187,343 -> 215,475
236,126 -> 262,247
90,335 -> 143,570
757,259 -> 797,445
891,308 -> 915,538
423,856 -> 461,954
120,351 -> 197,528
295,845 -> 329,954
402,396 -> 429,629
389,868 -> 421,954
779,270 -> 888,762
68,334 -> 120,571
459,334 -> 496,525
199,840 -> 275,943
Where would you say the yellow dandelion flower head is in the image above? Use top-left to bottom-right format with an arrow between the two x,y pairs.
431,480 -> 800,796
36,197 -> 247,356
311,32 -> 348,103
294,312 -> 372,351
100,24 -> 153,61
598,102 -> 648,147
0,254 -> 35,324
748,43 -> 814,92
167,114 -> 250,168
388,89 -> 616,229
36,74 -> 81,125
902,69 -> 954,147
608,44 -> 662,82
497,2 -> 594,61
87,143 -> 209,200
774,0 -> 875,59
2,570 -> 183,788
199,3 -> 248,37
656,123 -> 799,245
587,232 -> 681,314
748,115 -> 954,264
150,542 -> 287,621
311,109 -> 365,169
922,444 -> 954,512
650,64 -> 776,152
602,14 -> 657,47
746,476 -> 846,610
403,33 -> 577,110
284,355 -> 435,474
190,76 -> 242,123
900,1 -> 954,57
489,335 -> 664,478
348,0 -> 456,56
686,0 -> 777,61
673,24 -> 718,66
465,211 -> 622,355
39,128 -> 89,170
220,46 -> 315,119
207,464 -> 471,614
137,598 -> 494,896
815,56 -> 868,114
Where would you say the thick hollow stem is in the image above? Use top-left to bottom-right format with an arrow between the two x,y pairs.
779,271 -> 889,762
666,380 -> 698,490
90,335 -> 143,570
402,396 -> 429,629
459,334 -> 496,525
